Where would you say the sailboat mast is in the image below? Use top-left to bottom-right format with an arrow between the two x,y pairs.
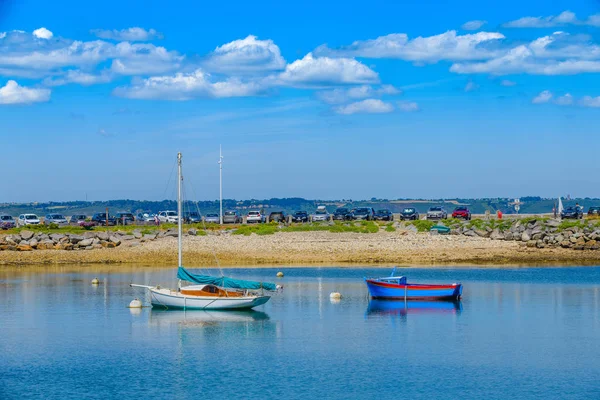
219,145 -> 223,225
177,152 -> 182,268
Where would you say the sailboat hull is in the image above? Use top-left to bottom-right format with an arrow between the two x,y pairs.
149,288 -> 270,310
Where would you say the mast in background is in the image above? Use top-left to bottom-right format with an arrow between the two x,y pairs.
219,145 -> 223,225
177,152 -> 182,268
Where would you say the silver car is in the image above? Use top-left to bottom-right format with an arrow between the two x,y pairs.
311,206 -> 330,222
426,207 -> 448,220
18,214 -> 41,226
223,210 -> 242,224
45,214 -> 68,226
0,214 -> 16,229
204,213 -> 220,223
246,210 -> 265,224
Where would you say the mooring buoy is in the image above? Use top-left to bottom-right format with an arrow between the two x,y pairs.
276,271 -> 284,278
128,298 -> 143,308
330,292 -> 342,300
91,277 -> 100,285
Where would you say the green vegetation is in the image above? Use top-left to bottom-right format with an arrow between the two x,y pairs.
232,224 -> 278,236
231,221 -> 380,236
385,223 -> 396,232
407,220 -> 436,232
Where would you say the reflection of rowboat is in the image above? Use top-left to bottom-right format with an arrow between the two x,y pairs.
365,268 -> 462,300
367,299 -> 462,316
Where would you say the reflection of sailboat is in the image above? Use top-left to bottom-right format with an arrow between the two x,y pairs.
131,153 -> 279,310
366,299 -> 462,317
149,309 -> 270,327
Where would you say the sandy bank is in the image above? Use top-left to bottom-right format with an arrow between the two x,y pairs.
2,231 -> 600,267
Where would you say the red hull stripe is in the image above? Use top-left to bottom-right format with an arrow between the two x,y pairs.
366,280 -> 458,290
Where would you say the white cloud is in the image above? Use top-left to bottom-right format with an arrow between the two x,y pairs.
277,53 -> 379,86
0,80 -> 50,104
503,11 -> 600,28
500,79 -> 516,86
317,84 -> 399,104
581,96 -> 600,107
315,30 -> 505,63
204,35 -> 286,73
334,99 -> 394,115
450,33 -> 600,75
113,68 -> 264,100
397,101 -> 419,112
554,93 -> 573,105
462,20 -> 487,30
91,27 -> 162,41
33,27 -> 53,40
464,80 -> 479,92
44,70 -> 113,86
532,90 -> 552,104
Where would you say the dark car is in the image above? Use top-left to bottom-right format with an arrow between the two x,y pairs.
269,211 -> 287,223
351,207 -> 375,221
292,211 -> 309,223
0,214 -> 16,229
452,207 -> 471,220
333,208 -> 351,221
70,214 -> 88,225
374,209 -> 393,221
91,213 -> 117,226
561,206 -> 583,220
115,212 -> 135,225
588,207 -> 600,217
183,211 -> 202,223
400,207 -> 420,221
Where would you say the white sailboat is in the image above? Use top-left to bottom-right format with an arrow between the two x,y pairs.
558,197 -> 564,215
131,152 -> 278,310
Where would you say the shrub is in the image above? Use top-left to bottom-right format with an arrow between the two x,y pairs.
407,220 -> 435,232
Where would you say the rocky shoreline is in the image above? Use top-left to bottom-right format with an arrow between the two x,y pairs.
1,220 -> 600,266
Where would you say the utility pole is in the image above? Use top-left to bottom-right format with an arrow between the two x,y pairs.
219,145 -> 223,225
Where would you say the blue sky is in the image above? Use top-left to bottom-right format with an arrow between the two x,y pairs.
2,0 -> 600,202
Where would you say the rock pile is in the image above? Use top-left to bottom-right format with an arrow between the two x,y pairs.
0,228 -> 175,251
451,219 -> 600,250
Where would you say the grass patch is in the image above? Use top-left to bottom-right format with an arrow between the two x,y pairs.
407,220 -> 436,232
385,223 -> 396,232
284,221 -> 379,234
557,220 -> 587,232
232,224 -> 278,236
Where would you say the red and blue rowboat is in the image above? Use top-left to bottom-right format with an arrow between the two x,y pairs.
365,275 -> 462,300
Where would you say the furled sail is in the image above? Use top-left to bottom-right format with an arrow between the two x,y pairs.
178,267 -> 277,291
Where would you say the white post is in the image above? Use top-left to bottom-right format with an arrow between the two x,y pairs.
177,152 -> 183,268
219,145 -> 223,225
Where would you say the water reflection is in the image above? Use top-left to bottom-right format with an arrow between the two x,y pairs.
149,309 -> 270,326
366,299 -> 463,318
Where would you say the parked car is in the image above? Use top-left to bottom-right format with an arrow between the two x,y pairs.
351,207 -> 375,221
70,214 -> 88,225
451,207 -> 472,220
223,210 -> 242,224
427,207 -> 447,220
400,207 -> 419,221
333,208 -> 351,221
183,211 -> 202,223
269,211 -> 287,223
311,206 -> 330,222
17,214 -> 40,226
374,209 -> 393,221
561,206 -> 583,220
158,210 -> 179,223
91,213 -> 116,226
246,210 -> 265,224
115,212 -> 135,225
204,213 -> 220,223
292,211 -> 309,223
44,214 -> 68,226
136,212 -> 155,222
588,206 -> 600,216
0,214 -> 16,229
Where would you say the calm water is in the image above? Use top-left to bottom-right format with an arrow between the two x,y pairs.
2,266 -> 600,399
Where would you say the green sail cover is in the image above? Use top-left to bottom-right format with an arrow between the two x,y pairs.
177,267 -> 277,291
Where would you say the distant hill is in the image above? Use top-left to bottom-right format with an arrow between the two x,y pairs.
1,197 -> 599,217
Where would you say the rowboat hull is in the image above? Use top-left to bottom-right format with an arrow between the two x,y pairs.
149,287 -> 270,310
365,279 -> 462,300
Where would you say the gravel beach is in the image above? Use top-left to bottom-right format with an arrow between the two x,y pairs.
2,230 -> 600,267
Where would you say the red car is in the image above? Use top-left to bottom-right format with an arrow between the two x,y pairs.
452,207 -> 471,220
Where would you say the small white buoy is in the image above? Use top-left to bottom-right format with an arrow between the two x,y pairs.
91,277 -> 100,285
330,292 -> 342,300
276,271 -> 284,278
128,298 -> 143,308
